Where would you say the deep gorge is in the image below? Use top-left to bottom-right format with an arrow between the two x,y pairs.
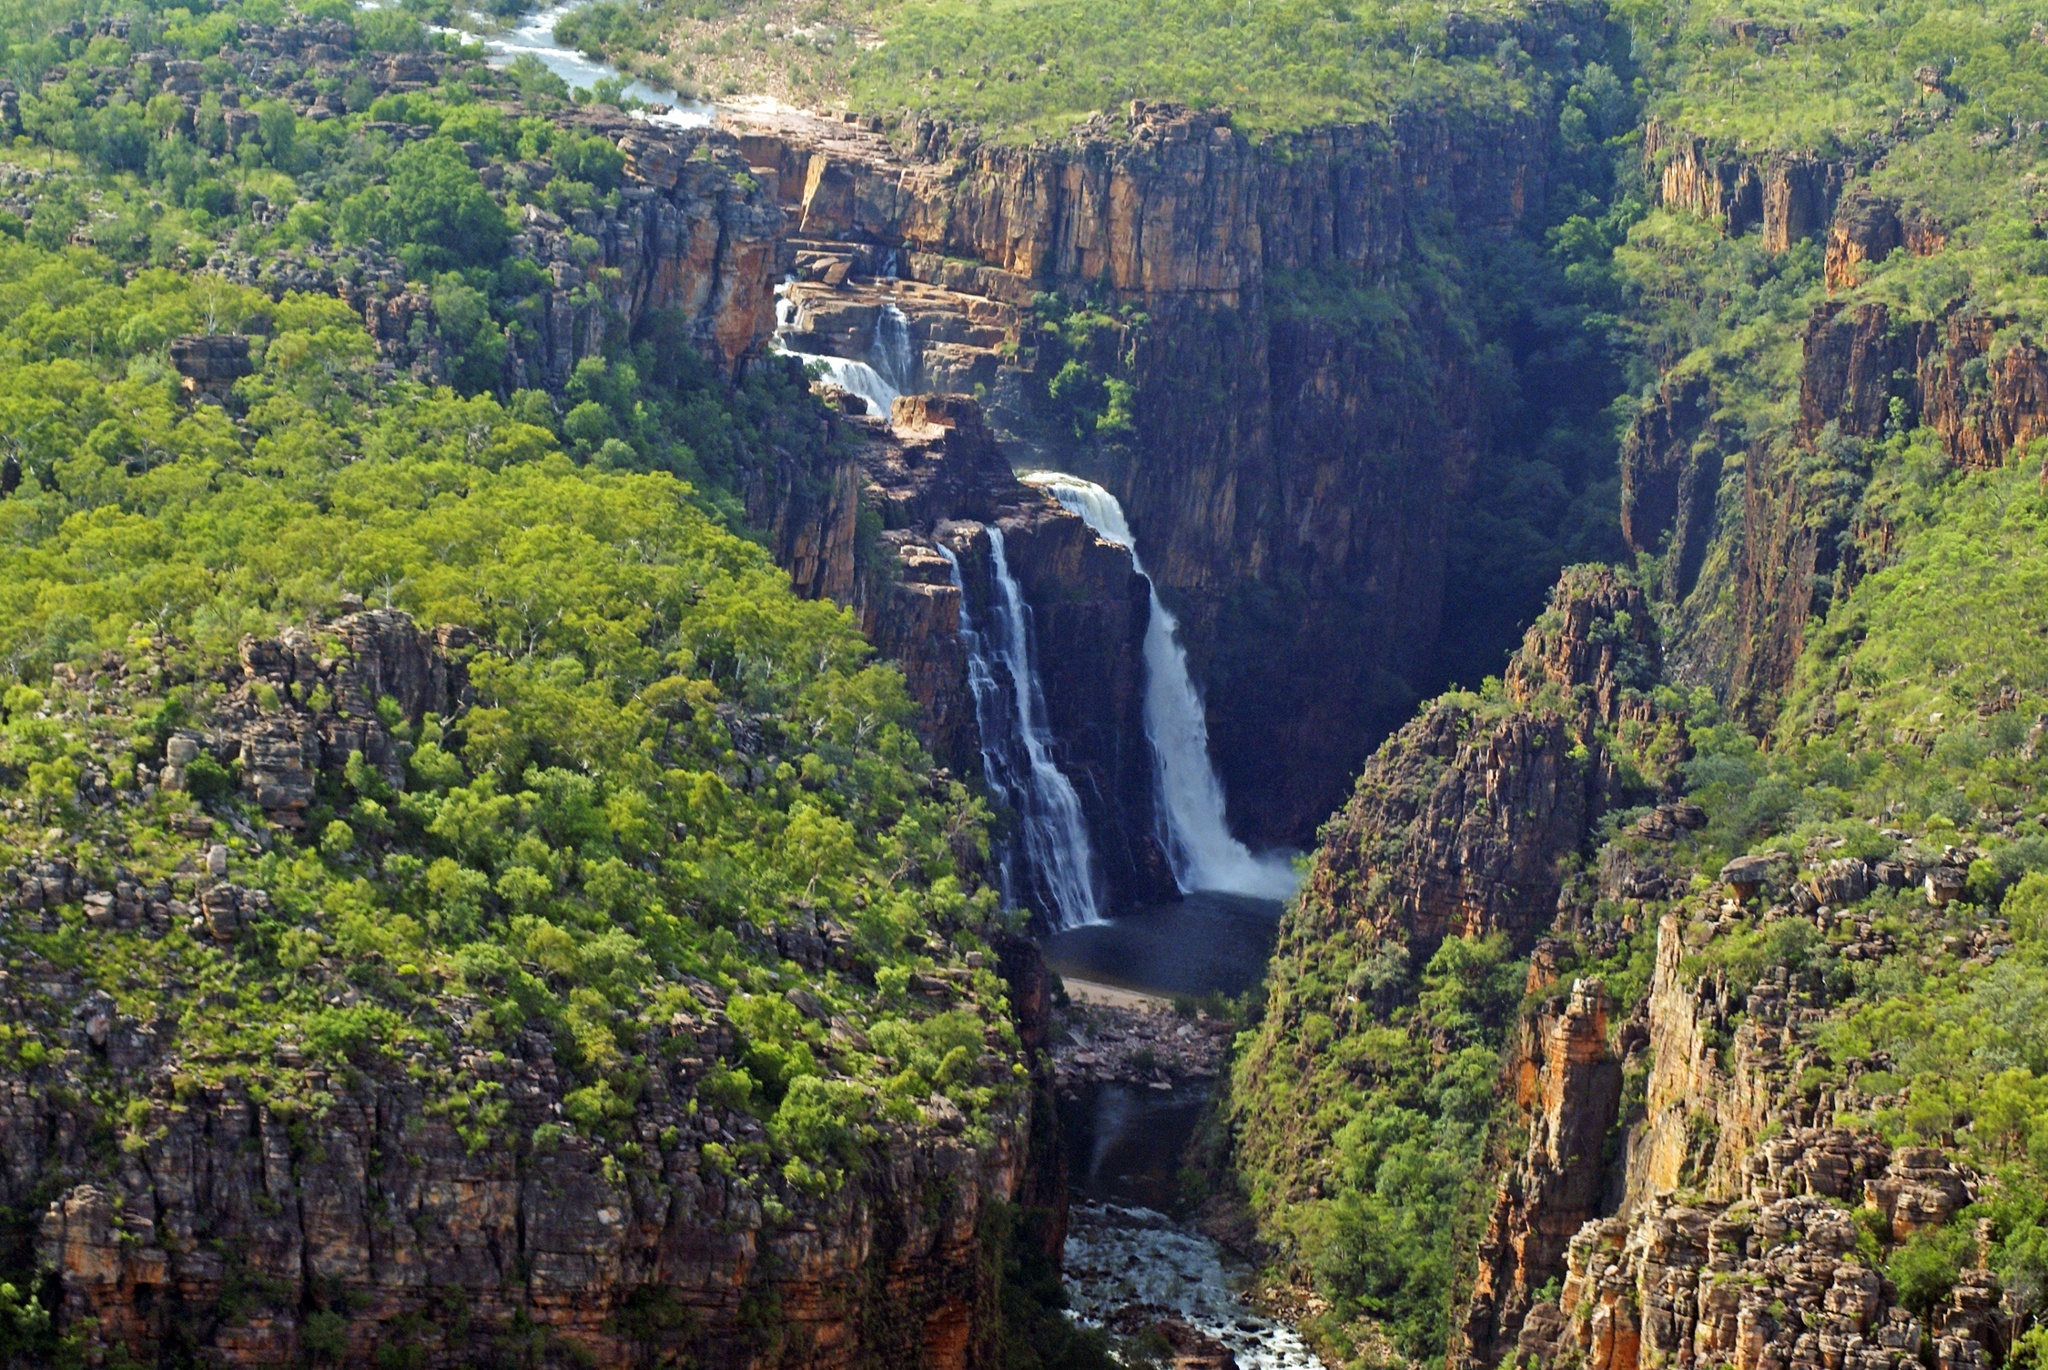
3,0 -> 2048,1366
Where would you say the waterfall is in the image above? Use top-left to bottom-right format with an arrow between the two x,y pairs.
869,301 -> 919,397
787,353 -> 901,416
940,533 -> 1103,929
1022,473 -> 1299,900
771,279 -> 902,417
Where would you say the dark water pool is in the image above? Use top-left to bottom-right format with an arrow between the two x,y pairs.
1058,1082 -> 1208,1210
1040,890 -> 1285,1001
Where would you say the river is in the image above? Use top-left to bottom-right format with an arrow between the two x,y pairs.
1051,894 -> 1325,1370
453,1 -> 714,126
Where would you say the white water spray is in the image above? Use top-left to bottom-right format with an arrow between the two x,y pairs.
771,279 -> 903,418
940,534 -> 1103,928
1022,473 -> 1299,900
788,352 -> 901,416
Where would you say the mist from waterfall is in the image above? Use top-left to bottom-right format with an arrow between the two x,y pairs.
940,534 -> 1104,929
1022,473 -> 1300,900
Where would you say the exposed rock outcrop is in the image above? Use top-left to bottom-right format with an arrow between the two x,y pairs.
1,615 -> 1069,1370
1619,371 -> 1724,601
1660,297 -> 2048,710
1458,978 -> 1625,1370
144,610 -> 477,827
1643,123 -> 1853,251
1825,191 -> 1946,291
153,24 -> 785,386
19,968 -> 1051,1370
1513,1122 -> 1990,1370
1289,565 -> 1663,966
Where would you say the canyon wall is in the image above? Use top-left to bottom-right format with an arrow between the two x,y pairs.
726,38 -> 1613,844
1231,568 -> 1670,1321
1626,281 -> 2048,711
1624,116 -> 2047,712
1492,893 -> 2002,1370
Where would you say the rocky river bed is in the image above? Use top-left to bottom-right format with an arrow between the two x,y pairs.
1051,939 -> 1326,1368
1064,1203 -> 1327,1370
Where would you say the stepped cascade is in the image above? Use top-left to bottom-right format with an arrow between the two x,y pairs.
940,535 -> 1104,929
772,279 -> 903,415
1024,474 -> 1299,899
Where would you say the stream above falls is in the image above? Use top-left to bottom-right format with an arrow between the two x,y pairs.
452,1 -> 715,125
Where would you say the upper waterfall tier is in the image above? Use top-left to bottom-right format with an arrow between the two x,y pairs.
1022,473 -> 1299,901
772,278 -> 904,416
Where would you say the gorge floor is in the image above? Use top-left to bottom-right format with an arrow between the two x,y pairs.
1049,893 -> 1322,1368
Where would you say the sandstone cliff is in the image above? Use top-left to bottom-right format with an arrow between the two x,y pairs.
1627,284 -> 2048,711
724,66 -> 1613,845
1498,893 -> 2004,1370
1230,568 -> 1673,1363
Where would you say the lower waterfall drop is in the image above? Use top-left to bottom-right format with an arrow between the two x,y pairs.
940,533 -> 1104,929
1022,473 -> 1299,900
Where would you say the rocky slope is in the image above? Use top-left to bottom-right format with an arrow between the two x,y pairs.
1238,547 -> 2045,1370
1227,566 -> 1677,1362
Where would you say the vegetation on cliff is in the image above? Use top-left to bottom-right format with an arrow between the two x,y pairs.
1229,567 -> 1678,1366
0,11 -> 1083,1363
0,211 -> 1049,1354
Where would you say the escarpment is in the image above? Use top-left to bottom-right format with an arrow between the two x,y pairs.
724,66 -> 1613,844
1254,550 -> 2037,1370
1643,121 -> 1856,254
1621,96 -> 2048,717
1628,281 -> 2048,711
119,21 -> 786,388
1487,886 -> 2009,1370
1229,568 -> 1677,1361
1458,975 -> 1629,1370
1277,566 -> 1665,961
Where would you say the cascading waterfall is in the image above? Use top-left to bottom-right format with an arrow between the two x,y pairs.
869,302 -> 919,396
1022,473 -> 1299,900
771,279 -> 902,417
940,535 -> 1103,929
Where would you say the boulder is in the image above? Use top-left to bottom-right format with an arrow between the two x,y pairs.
1720,854 -> 1781,897
1924,867 -> 1966,906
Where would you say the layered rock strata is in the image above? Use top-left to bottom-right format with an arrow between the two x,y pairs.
1292,565 -> 1663,964
1452,836 -> 2008,1370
